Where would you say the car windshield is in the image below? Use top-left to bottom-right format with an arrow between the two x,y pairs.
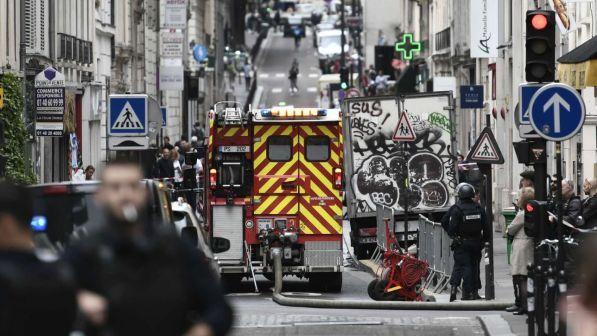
31,188 -> 103,250
320,35 -> 341,48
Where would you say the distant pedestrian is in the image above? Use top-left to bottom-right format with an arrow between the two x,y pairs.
377,29 -> 386,45
506,187 -> 535,315
374,70 -> 388,93
519,170 -> 535,189
155,147 -> 175,179
581,178 -> 597,230
0,182 -> 77,335
441,183 -> 490,301
84,165 -> 95,181
171,148 -> 183,183
274,10 -> 281,32
243,61 -> 252,91
66,160 -> 232,336
163,136 -> 174,151
562,179 -> 582,229
289,59 -> 299,93
174,135 -> 188,149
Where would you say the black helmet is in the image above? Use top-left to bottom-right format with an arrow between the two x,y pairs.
456,183 -> 475,199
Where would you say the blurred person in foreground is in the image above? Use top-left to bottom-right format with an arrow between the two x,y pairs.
0,182 -> 77,335
66,159 -> 232,336
566,234 -> 597,336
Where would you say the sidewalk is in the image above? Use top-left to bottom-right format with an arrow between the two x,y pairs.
359,225 -> 528,335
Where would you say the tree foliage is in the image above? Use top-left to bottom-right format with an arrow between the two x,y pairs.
0,73 -> 36,184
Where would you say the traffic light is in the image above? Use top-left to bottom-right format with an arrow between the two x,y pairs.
524,200 -> 548,237
340,67 -> 349,90
525,10 -> 556,82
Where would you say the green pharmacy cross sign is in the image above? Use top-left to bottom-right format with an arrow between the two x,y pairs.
395,34 -> 421,60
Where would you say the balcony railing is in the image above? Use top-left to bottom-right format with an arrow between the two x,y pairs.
434,27 -> 451,52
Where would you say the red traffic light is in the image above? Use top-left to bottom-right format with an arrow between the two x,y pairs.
526,203 -> 535,212
531,14 -> 548,30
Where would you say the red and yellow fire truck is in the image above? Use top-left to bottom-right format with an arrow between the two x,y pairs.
204,102 -> 344,292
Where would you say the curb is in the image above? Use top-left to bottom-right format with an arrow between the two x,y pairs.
476,315 -> 517,336
273,292 -> 513,310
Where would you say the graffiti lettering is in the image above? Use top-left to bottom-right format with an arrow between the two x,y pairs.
350,117 -> 377,138
371,192 -> 395,206
428,112 -> 454,133
350,101 -> 383,117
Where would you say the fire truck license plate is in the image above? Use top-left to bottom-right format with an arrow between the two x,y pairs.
219,145 -> 250,153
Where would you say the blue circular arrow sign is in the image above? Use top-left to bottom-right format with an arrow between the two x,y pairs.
528,83 -> 586,141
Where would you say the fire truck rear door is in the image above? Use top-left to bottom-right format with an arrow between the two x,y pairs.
298,124 -> 343,235
253,124 -> 300,217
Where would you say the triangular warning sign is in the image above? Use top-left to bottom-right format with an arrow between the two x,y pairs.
392,111 -> 416,141
466,127 -> 504,164
111,102 -> 143,130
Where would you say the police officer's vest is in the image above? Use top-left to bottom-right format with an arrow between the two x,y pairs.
455,204 -> 483,237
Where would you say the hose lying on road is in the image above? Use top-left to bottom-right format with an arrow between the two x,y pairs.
272,292 -> 513,311
272,251 -> 513,311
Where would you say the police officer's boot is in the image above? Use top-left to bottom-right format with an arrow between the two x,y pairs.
461,291 -> 473,301
450,286 -> 458,302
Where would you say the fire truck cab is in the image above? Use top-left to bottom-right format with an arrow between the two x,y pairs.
206,103 -> 344,292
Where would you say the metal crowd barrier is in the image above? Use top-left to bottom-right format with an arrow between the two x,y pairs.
417,215 -> 454,293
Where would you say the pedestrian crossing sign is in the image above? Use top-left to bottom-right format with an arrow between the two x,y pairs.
392,110 -> 416,141
466,127 -> 504,164
108,95 -> 148,136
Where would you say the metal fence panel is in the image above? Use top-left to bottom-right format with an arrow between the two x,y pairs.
376,205 -> 394,251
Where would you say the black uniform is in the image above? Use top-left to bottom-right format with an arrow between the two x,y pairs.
66,222 -> 232,336
0,250 -> 77,336
441,199 -> 489,295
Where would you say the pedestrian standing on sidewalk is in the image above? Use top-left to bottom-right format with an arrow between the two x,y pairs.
580,179 -> 597,231
441,183 -> 489,301
243,60 -> 252,91
505,187 -> 535,315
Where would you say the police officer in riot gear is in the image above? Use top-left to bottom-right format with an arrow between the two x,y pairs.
441,183 -> 490,301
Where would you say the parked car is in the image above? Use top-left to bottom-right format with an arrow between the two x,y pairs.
29,179 -> 174,250
171,199 -> 221,274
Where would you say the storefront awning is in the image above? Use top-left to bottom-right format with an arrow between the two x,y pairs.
556,36 -> 597,89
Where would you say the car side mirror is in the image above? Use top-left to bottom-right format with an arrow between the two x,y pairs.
211,237 -> 231,254
181,227 -> 199,247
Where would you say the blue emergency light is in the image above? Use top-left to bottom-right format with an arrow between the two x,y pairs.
30,216 -> 48,232
317,109 -> 327,116
260,109 -> 272,117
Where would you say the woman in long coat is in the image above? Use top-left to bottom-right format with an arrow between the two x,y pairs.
507,187 -> 535,315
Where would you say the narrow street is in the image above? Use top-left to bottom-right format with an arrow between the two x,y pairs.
255,30 -> 321,108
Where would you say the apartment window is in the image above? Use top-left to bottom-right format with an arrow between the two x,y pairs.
435,27 -> 450,51
110,0 -> 115,26
59,34 -> 66,59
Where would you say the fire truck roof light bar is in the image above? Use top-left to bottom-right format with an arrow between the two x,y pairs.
259,108 -> 327,119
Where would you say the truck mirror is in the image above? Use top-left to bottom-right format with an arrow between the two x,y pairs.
211,237 -> 231,254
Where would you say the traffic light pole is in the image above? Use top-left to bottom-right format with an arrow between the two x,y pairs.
533,139 -> 548,336
555,142 -> 567,336
482,115 -> 495,301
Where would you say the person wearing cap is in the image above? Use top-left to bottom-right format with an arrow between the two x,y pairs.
519,170 -> 535,189
441,183 -> 490,301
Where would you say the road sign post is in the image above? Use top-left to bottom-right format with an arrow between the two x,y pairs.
392,108 -> 417,248
466,123 -> 505,301
528,83 -> 586,141
108,94 -> 150,150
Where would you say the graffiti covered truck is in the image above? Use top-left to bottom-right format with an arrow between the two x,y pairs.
342,93 -> 457,258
